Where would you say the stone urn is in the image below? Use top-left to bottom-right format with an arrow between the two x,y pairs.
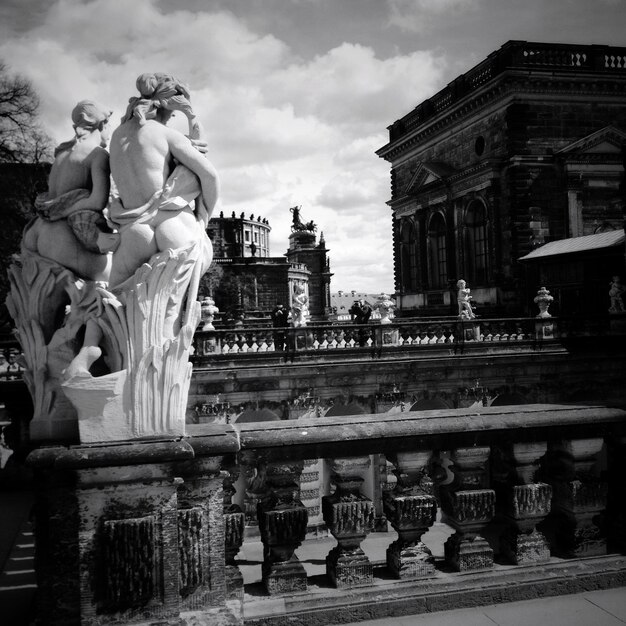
533,287 -> 553,318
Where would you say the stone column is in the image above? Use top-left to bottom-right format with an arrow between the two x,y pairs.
542,438 -> 608,557
494,442 -> 552,564
223,464 -> 245,597
440,446 -> 495,571
383,451 -> 437,578
257,460 -> 309,595
322,456 -> 375,588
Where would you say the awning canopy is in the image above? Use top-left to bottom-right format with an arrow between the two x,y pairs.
519,230 -> 625,261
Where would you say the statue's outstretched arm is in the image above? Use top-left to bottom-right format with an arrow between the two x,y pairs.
166,128 -> 219,220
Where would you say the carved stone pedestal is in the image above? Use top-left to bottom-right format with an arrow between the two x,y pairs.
322,456 -> 375,588
494,442 -> 552,565
443,492 -> 495,571
542,438 -> 607,558
257,461 -> 309,595
27,427 -> 240,626
441,447 -> 495,572
500,484 -> 552,564
384,451 -> 437,579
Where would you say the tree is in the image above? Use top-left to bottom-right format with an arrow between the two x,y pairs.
0,62 -> 52,327
0,61 -> 51,164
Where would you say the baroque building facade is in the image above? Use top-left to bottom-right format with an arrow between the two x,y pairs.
206,209 -> 332,319
377,41 -> 626,316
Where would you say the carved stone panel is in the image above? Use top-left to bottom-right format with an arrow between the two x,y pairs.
101,516 -> 157,610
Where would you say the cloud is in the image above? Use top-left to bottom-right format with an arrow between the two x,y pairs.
0,0 -> 445,293
387,0 -> 484,32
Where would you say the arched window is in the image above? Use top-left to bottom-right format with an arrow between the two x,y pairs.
428,213 -> 447,288
400,219 -> 418,292
463,200 -> 488,285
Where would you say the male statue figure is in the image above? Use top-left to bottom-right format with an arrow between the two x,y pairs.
22,100 -> 113,281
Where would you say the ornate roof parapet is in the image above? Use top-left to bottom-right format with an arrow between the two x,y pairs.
377,40 -> 626,161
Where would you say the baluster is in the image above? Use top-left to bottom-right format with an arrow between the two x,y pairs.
257,460 -> 309,594
223,464 -> 245,596
322,456 -> 375,588
493,442 -> 552,564
441,447 -> 495,571
384,451 -> 437,578
540,438 -> 608,557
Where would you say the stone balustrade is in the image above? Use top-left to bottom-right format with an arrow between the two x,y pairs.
191,315 -> 604,363
25,404 -> 626,625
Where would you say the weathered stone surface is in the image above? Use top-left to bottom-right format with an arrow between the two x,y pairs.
444,533 -> 494,572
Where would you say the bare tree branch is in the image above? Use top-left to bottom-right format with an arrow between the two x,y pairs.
0,61 -> 51,164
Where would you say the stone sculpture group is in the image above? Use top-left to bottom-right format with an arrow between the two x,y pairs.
7,73 -> 219,443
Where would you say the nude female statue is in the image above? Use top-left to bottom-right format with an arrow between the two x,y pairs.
22,100 -> 113,281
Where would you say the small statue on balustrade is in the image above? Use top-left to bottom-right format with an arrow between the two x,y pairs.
375,293 -> 395,324
456,279 -> 475,319
291,283 -> 309,327
609,276 -> 625,313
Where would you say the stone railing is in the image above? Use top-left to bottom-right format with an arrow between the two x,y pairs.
191,314 -> 602,363
26,404 -> 626,625
389,40 -> 626,141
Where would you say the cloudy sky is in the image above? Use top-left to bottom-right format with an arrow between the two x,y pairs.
1,0 -> 624,293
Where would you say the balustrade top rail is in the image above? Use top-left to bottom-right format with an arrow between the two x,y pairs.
235,403 -> 626,460
28,404 -> 626,469
383,40 -> 626,144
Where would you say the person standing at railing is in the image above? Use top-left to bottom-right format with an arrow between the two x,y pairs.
271,303 -> 289,351
350,299 -> 372,346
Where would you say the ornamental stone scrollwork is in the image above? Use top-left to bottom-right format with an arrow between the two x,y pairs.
8,73 -> 218,445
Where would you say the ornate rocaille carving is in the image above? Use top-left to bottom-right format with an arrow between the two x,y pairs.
178,507 -> 204,597
101,516 -> 156,609
323,456 -> 375,588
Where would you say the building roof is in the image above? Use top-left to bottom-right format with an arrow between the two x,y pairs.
519,230 -> 625,261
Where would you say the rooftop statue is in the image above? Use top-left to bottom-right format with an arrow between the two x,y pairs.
290,205 -> 317,233
7,74 -> 219,443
